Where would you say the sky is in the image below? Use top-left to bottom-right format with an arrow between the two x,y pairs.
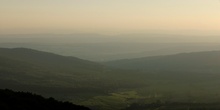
0,0 -> 220,35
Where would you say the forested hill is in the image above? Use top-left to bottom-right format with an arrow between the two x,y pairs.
0,89 -> 90,110
0,48 -> 108,98
104,51 -> 220,72
0,47 -> 104,72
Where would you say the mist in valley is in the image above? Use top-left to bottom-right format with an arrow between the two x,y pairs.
0,34 -> 220,61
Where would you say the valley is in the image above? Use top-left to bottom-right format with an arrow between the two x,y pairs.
1,48 -> 220,109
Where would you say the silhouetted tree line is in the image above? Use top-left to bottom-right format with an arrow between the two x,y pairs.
0,89 -> 90,110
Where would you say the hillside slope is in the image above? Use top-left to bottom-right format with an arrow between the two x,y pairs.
0,48 -> 111,100
0,48 -> 106,87
105,51 -> 220,72
0,48 -> 103,72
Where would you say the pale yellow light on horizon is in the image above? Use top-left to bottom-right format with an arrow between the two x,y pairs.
0,0 -> 220,35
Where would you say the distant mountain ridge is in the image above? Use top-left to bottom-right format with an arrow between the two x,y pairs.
104,51 -> 220,72
1,34 -> 220,61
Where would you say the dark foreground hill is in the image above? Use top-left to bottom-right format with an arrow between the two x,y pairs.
105,51 -> 220,72
0,89 -> 90,110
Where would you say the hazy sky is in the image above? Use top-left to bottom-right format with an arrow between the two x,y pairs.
1,0 -> 220,34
